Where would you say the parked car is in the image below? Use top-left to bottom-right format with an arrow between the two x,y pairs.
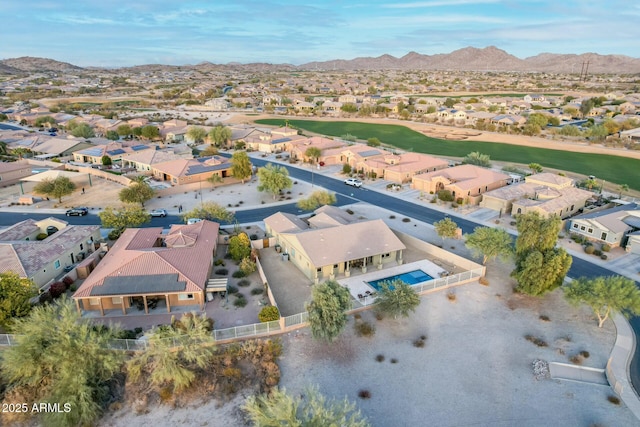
344,178 -> 363,188
150,209 -> 167,217
186,218 -> 203,225
65,207 -> 88,216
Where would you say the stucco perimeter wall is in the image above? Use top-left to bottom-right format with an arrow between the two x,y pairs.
391,229 -> 485,274
65,165 -> 132,186
607,313 -> 640,420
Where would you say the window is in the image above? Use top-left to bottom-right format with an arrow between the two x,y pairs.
382,253 -> 390,258
178,293 -> 195,301
573,224 -> 578,229
316,268 -> 322,273
601,232 -> 608,240
571,205 -> 575,211
54,260 -> 61,269
80,243 -> 84,250
333,264 -> 338,268
89,298 -> 100,306
580,226 -> 585,231
588,228 -> 593,234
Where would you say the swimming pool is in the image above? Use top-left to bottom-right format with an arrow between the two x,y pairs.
367,269 -> 434,291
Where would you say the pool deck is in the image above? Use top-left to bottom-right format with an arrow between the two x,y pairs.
338,259 -> 447,302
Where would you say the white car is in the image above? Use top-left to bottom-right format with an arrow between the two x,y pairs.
186,218 -> 203,225
344,178 -> 363,188
150,209 -> 167,217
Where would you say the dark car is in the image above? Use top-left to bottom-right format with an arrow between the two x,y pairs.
65,207 -> 88,216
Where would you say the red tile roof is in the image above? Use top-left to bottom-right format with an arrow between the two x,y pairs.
73,220 -> 219,298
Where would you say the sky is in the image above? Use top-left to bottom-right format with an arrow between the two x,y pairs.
2,0 -> 640,67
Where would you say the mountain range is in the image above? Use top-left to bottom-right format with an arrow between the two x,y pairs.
2,47 -> 640,74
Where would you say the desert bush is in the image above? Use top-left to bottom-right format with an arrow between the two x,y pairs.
375,311 -> 384,321
402,217 -> 411,223
607,395 -> 621,405
354,321 -> 376,337
215,268 -> 228,275
258,306 -> 280,322
234,296 -> 247,307
238,279 -> 251,287
346,209 -> 354,215
601,244 -> 611,252
479,277 -> 489,286
389,215 -> 396,219
62,276 -> 74,288
227,285 -> 238,294
251,288 -> 264,295
358,390 -> 371,399
600,254 -> 608,260
214,259 -> 225,266
539,315 -> 550,322
390,358 -> 398,364
580,350 -> 590,358
36,233 -> 48,241
446,291 -> 456,301
525,334 -> 548,347
239,257 -> 257,275
375,354 -> 385,362
48,281 -> 66,299
413,338 -> 426,348
593,249 -> 602,256
437,190 -> 454,201
569,355 -> 583,365
38,292 -> 53,305
584,245 -> 595,255
232,270 -> 246,278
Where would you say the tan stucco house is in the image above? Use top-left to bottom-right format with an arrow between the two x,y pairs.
0,217 -> 100,289
73,220 -> 219,315
264,207 -> 406,283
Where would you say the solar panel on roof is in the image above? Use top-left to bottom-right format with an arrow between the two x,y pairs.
107,149 -> 125,155
359,150 -> 382,157
81,148 -> 104,156
272,137 -> 291,144
132,145 -> 150,151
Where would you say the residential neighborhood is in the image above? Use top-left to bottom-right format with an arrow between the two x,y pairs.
1,47 -> 640,427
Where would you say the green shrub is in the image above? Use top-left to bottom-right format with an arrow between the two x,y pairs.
36,233 -> 48,241
227,285 -> 238,294
354,321 -> 376,337
258,306 -> 280,322
600,254 -> 608,260
232,270 -> 246,278
215,268 -> 228,275
234,296 -> 247,307
108,229 -> 122,240
601,244 -> 611,252
437,190 -> 454,202
251,288 -> 264,295
214,259 -> 225,266
593,249 -> 602,256
237,279 -> 251,287
584,245 -> 595,255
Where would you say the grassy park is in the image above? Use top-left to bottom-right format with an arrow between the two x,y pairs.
256,119 -> 640,191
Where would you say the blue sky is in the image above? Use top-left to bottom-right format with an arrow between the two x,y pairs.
3,1 -> 639,67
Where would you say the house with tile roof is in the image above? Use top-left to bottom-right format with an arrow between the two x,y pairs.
480,173 -> 593,218
412,164 -> 510,205
72,220 -> 219,315
0,160 -> 31,185
568,203 -> 640,250
151,155 -> 234,185
264,208 -> 405,283
0,217 -> 100,289
72,142 -> 152,164
121,148 -> 192,172
31,137 -> 93,159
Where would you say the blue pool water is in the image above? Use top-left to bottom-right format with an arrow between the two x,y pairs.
368,269 -> 434,291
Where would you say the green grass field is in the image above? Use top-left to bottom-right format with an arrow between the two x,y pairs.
255,119 -> 640,191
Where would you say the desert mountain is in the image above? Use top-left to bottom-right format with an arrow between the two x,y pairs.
2,47 -> 640,74
0,56 -> 83,73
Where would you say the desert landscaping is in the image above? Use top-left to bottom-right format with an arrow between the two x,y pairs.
97,205 -> 638,427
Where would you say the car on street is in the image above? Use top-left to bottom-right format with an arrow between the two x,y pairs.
150,209 -> 167,217
65,207 -> 88,216
344,178 -> 363,188
186,218 -> 203,225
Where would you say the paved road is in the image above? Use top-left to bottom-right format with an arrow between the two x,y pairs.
1,154 -> 639,395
